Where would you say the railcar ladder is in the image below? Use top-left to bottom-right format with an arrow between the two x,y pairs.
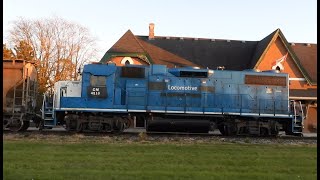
9,74 -> 29,121
292,101 -> 305,134
11,62 -> 37,113
40,93 -> 55,129
11,78 -> 26,114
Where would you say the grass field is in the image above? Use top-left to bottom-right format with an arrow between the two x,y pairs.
3,135 -> 317,180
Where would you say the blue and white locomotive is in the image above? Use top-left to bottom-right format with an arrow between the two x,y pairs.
41,63 -> 304,136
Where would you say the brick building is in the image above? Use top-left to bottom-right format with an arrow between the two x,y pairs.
101,24 -> 317,133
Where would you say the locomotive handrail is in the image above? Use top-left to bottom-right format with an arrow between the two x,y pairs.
114,78 -> 289,117
140,91 -> 290,117
41,93 -> 46,119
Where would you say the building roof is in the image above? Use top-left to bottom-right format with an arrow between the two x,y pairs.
290,89 -> 317,100
101,30 -> 198,67
249,29 -> 278,68
137,38 -> 199,67
101,28 -> 317,85
107,30 -> 145,53
137,36 -> 258,70
290,43 -> 317,83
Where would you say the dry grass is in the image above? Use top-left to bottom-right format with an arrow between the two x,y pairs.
3,132 -> 317,146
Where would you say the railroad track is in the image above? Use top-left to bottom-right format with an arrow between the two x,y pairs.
3,128 -> 317,141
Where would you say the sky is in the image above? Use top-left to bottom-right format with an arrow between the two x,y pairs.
3,0 -> 317,60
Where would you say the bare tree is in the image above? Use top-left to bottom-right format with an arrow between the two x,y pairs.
8,16 -> 98,94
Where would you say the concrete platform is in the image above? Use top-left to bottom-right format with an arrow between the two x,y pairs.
302,133 -> 317,137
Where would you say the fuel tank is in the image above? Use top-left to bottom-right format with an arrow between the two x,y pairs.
147,117 -> 211,133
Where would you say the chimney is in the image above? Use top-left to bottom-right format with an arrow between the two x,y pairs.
149,23 -> 155,40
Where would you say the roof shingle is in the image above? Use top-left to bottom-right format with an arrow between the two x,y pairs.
290,89 -> 317,99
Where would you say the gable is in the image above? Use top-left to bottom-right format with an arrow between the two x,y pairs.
101,30 -> 146,63
255,36 -> 305,79
253,29 -> 316,85
108,30 -> 145,53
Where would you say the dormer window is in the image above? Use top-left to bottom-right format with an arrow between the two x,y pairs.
272,64 -> 284,71
120,57 -> 134,65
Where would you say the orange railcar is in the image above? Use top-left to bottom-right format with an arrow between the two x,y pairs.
3,59 -> 38,131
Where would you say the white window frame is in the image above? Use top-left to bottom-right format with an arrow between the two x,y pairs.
120,57 -> 134,65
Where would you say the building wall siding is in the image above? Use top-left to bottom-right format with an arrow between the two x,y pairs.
304,105 -> 317,133
257,37 -> 304,80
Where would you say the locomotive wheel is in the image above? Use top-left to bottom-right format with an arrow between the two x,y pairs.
3,119 -> 10,130
260,127 -> 268,136
218,123 -> 237,136
76,122 -> 84,133
9,118 -> 24,132
123,117 -> 131,129
112,118 -> 125,133
270,127 -> 279,136
20,121 -> 30,131
64,115 -> 78,132
270,123 -> 280,136
218,124 -> 226,135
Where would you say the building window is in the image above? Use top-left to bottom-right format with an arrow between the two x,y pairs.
121,57 -> 134,65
